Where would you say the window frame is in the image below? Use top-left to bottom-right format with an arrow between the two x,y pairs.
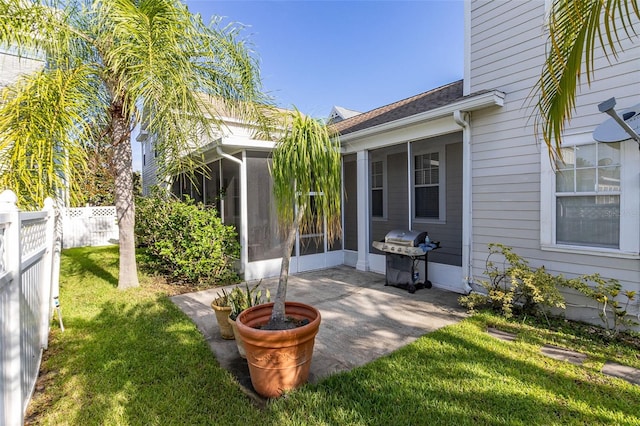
370,158 -> 387,220
412,146 -> 446,223
540,133 -> 640,257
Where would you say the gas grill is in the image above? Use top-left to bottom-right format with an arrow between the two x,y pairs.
372,230 -> 440,293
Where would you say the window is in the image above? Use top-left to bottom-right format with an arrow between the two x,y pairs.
555,142 -> 620,248
414,152 -> 440,219
371,160 -> 384,218
541,136 -> 639,255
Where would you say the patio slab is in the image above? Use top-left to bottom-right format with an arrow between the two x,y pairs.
171,265 -> 467,402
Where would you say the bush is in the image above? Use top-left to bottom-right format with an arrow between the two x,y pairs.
136,194 -> 240,286
564,274 -> 638,338
459,243 -> 566,318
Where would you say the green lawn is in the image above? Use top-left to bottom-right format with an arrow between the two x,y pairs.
27,246 -> 640,425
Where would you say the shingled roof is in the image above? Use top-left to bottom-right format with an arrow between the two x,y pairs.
332,80 -> 464,136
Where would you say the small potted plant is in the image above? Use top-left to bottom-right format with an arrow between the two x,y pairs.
227,282 -> 270,358
210,289 -> 234,340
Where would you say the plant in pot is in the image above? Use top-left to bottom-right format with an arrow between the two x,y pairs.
235,109 -> 342,398
228,282 -> 270,358
211,289 -> 234,340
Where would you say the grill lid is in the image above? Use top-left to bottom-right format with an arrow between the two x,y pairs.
384,230 -> 427,247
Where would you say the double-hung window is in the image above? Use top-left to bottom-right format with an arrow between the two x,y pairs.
414,151 -> 441,220
541,136 -> 639,255
371,160 -> 385,218
555,142 -> 620,248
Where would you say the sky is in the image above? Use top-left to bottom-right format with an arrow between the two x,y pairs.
187,0 -> 464,117
133,0 -> 465,170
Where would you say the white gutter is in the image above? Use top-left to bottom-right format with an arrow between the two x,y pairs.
340,90 -> 504,143
453,110 -> 473,294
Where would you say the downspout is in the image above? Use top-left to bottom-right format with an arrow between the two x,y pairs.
216,142 -> 246,276
453,110 -> 473,294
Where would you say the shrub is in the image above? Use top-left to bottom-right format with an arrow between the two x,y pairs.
136,194 -> 240,286
459,243 -> 566,318
564,274 -> 638,338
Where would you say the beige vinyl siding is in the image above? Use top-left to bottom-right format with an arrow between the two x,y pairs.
468,0 -> 640,321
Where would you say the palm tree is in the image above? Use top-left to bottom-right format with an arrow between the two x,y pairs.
535,0 -> 640,162
0,0 -> 270,289
268,110 -> 342,327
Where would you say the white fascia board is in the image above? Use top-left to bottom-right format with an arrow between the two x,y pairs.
219,135 -> 276,150
342,117 -> 460,154
339,90 -> 505,145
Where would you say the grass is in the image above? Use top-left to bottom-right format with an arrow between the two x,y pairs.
27,246 -> 640,425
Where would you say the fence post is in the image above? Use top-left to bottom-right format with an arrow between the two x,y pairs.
50,205 -> 63,331
0,190 -> 23,426
39,198 -> 56,350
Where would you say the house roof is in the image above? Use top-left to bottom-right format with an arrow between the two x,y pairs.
332,80 -> 465,136
327,106 -> 361,124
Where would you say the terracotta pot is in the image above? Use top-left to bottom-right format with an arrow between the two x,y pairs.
227,316 -> 246,358
211,299 -> 234,340
235,302 -> 321,398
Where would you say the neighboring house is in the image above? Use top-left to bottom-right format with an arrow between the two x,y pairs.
0,47 -> 43,88
143,1 -> 639,326
327,106 -> 361,124
335,0 -> 639,325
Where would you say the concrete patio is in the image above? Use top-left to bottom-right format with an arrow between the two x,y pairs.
171,265 -> 467,402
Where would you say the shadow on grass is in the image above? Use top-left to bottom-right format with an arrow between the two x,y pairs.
61,246 -> 119,287
270,317 -> 640,425
42,296 -> 265,425
32,246 -> 266,425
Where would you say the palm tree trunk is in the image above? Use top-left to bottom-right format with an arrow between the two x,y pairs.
111,105 -> 139,289
270,203 -> 306,324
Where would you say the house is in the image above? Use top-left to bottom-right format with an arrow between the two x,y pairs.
335,0 -> 639,325
0,48 -> 44,88
139,102 -> 346,281
142,1 -> 639,326
327,106 -> 361,124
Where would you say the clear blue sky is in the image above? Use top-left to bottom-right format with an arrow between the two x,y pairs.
186,0 -> 464,117
133,1 -> 464,170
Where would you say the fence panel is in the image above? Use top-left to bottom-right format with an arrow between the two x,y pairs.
0,191 -> 59,426
62,206 -> 118,248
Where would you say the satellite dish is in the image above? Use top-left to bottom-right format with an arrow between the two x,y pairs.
593,102 -> 640,143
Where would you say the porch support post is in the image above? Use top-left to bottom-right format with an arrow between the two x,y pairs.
356,150 -> 370,271
239,151 -> 248,275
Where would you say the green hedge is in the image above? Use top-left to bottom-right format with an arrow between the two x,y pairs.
135,195 -> 240,286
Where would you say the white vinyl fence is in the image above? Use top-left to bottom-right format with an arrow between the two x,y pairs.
0,190 -> 61,426
62,206 -> 118,248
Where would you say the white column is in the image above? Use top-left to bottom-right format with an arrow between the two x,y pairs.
356,150 -> 370,271
239,151 -> 248,275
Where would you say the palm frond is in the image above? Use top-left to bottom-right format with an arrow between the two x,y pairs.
271,109 -> 342,244
0,65 -> 104,208
534,0 -> 639,162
